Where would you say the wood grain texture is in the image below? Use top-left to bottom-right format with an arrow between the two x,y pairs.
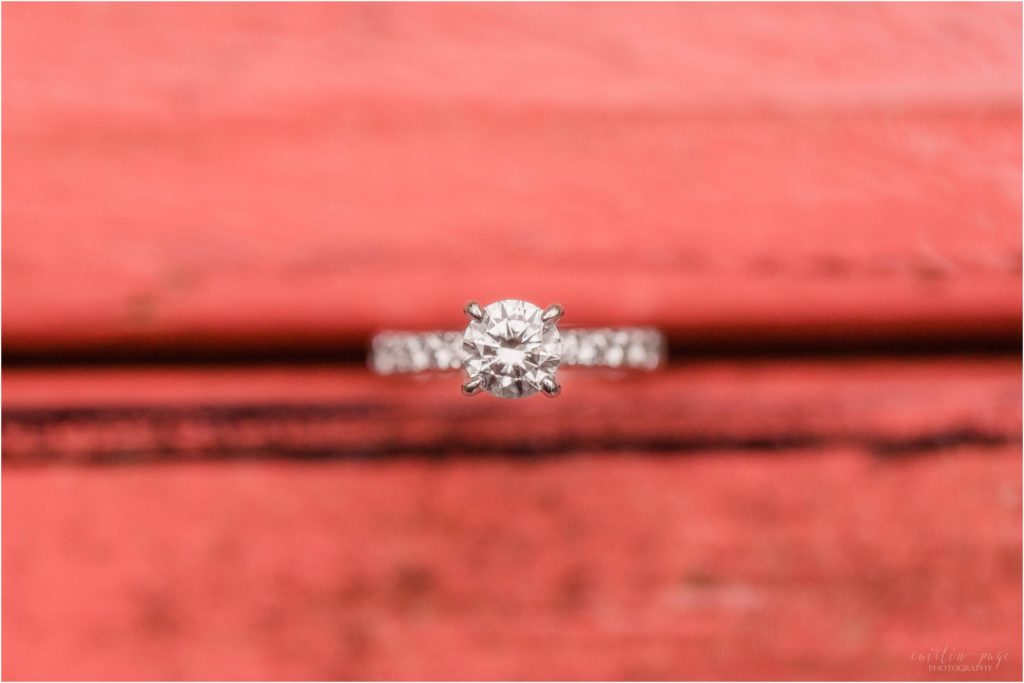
2,358 -> 1020,464
2,5 -> 1021,681
3,361 -> 1021,679
3,3 -> 1021,355
4,449 -> 1020,681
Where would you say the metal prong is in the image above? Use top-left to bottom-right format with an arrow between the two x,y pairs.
540,376 -> 561,398
541,303 -> 564,325
462,376 -> 485,396
464,301 -> 484,322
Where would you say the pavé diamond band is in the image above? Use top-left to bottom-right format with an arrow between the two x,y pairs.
370,299 -> 666,399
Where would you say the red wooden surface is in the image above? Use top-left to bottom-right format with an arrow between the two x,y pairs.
2,3 -> 1021,355
2,4 -> 1022,682
1,359 -> 1020,464
4,447 -> 1019,681
3,360 -> 1021,680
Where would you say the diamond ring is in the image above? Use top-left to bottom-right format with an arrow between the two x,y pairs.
370,299 -> 666,399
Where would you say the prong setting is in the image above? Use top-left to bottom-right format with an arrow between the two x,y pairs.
464,301 -> 484,322
461,375 -> 485,396
540,376 -> 561,398
461,299 -> 563,399
541,304 -> 564,326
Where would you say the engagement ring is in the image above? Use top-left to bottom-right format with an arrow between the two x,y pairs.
370,299 -> 665,399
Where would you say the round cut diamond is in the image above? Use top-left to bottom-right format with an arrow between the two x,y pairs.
462,299 -> 562,399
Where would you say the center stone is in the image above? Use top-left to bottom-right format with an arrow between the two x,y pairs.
462,299 -> 562,399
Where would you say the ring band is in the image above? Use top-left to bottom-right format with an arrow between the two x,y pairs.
370,299 -> 665,399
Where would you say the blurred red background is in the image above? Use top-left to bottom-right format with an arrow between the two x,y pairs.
2,3 -> 1021,680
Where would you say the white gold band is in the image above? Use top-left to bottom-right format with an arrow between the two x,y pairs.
371,327 -> 665,375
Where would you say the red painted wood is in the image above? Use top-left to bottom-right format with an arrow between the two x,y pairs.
2,360 -> 1021,679
4,450 -> 1020,681
2,4 -> 1021,354
1,358 -> 1020,464
2,5 -> 1020,681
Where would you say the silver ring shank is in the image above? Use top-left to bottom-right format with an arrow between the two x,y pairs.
371,328 -> 665,375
